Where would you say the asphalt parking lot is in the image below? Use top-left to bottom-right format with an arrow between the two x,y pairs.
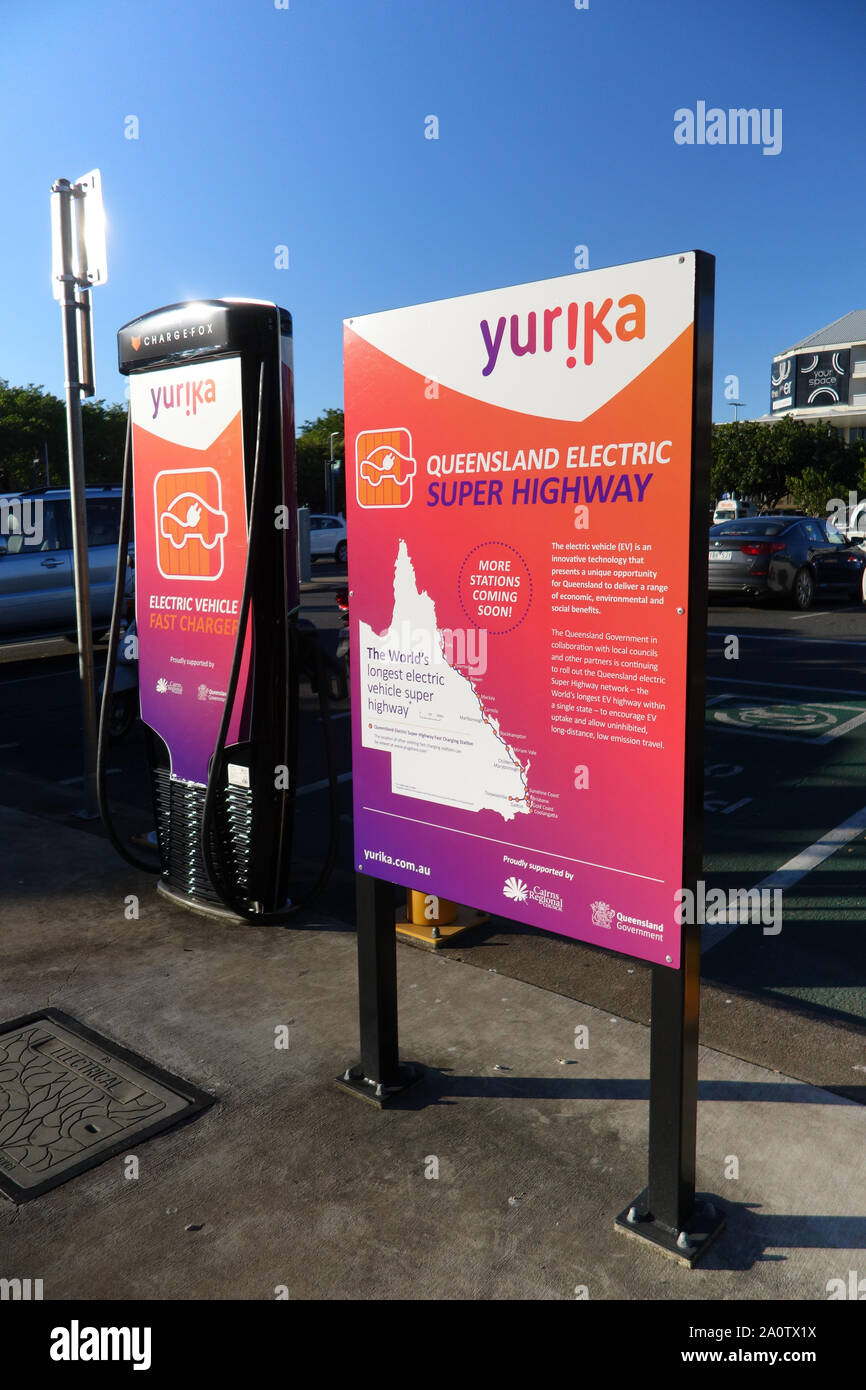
1,577 -> 865,1102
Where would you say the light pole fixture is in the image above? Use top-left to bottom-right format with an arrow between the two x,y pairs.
50,168 -> 108,818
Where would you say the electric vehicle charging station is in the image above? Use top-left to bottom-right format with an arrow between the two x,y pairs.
100,298 -> 337,921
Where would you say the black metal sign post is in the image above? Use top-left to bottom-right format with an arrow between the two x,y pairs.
615,252 -> 725,1266
335,873 -> 420,1106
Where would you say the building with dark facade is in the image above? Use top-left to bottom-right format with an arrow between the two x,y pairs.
768,310 -> 866,444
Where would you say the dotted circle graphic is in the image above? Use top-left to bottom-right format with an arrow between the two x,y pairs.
458,542 -> 533,635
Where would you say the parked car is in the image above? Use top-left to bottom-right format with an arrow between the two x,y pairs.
308,513 -> 347,565
712,499 -> 755,524
0,487 -> 133,639
708,516 -> 865,610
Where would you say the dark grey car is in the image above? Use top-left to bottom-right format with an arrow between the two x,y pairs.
708,516 -> 865,610
0,488 -> 132,638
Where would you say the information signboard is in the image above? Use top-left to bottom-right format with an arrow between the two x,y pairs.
344,252 -> 713,968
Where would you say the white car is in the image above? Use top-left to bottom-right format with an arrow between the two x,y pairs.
308,513 -> 347,564
712,499 -> 755,524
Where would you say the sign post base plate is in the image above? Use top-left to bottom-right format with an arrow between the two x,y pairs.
614,1189 -> 726,1267
334,1062 -> 422,1109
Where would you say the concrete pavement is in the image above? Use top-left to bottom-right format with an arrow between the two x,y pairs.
1,804 -> 864,1301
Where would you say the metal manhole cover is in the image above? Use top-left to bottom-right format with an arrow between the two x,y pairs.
0,1010 -> 214,1203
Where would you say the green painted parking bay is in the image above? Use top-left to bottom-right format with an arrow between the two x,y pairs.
707,688 -> 866,744
703,834 -> 866,1026
701,675 -> 866,1022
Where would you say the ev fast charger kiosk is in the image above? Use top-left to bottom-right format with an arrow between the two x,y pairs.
114,300 -> 298,919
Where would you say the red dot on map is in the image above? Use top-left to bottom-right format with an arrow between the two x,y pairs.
566,356 -> 576,368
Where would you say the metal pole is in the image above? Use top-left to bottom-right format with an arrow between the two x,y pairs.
54,179 -> 98,819
646,921 -> 701,1231
357,873 -> 400,1088
335,873 -> 420,1105
329,431 -> 340,515
616,253 -> 723,1265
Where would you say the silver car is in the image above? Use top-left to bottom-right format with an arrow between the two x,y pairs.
0,487 -> 133,638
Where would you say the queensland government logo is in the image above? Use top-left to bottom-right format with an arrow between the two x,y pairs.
590,900 -> 615,929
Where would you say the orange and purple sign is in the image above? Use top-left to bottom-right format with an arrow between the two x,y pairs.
129,355 -> 252,786
344,253 -> 713,968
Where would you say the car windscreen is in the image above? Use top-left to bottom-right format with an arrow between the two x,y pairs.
709,520 -> 788,538
86,499 -> 121,546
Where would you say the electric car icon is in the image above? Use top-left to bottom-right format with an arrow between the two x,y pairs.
358,445 -> 416,491
159,492 -> 229,550
356,432 -> 417,510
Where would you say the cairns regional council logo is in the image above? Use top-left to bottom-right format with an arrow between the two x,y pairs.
503,876 -> 529,903
590,900 -> 615,930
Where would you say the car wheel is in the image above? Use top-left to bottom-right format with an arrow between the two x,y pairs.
861,566 -> 866,604
335,540 -> 347,565
791,567 -> 815,611
108,690 -> 138,741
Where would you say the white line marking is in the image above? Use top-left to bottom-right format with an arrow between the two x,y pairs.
755,807 -> 866,889
361,806 -> 664,882
703,803 -> 866,951
789,610 -> 832,620
296,771 -> 353,796
707,676 -> 866,697
708,631 -> 866,647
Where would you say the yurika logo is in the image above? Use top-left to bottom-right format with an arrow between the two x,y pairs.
150,377 -> 216,419
479,293 -> 646,376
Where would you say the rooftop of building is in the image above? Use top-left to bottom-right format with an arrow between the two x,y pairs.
782,309 -> 866,354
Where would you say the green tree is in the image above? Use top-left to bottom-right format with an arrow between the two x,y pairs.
0,380 -> 127,489
81,399 -> 127,485
786,466 -> 835,517
0,381 -> 66,488
711,415 -> 862,512
295,407 -> 344,512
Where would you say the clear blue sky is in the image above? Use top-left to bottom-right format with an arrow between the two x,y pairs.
2,0 -> 864,431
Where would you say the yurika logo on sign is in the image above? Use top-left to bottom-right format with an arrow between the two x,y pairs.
150,377 -> 216,419
479,293 -> 646,376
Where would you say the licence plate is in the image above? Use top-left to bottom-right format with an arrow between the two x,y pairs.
709,551 -> 733,562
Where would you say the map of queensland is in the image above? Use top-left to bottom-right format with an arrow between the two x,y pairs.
359,541 -> 530,820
